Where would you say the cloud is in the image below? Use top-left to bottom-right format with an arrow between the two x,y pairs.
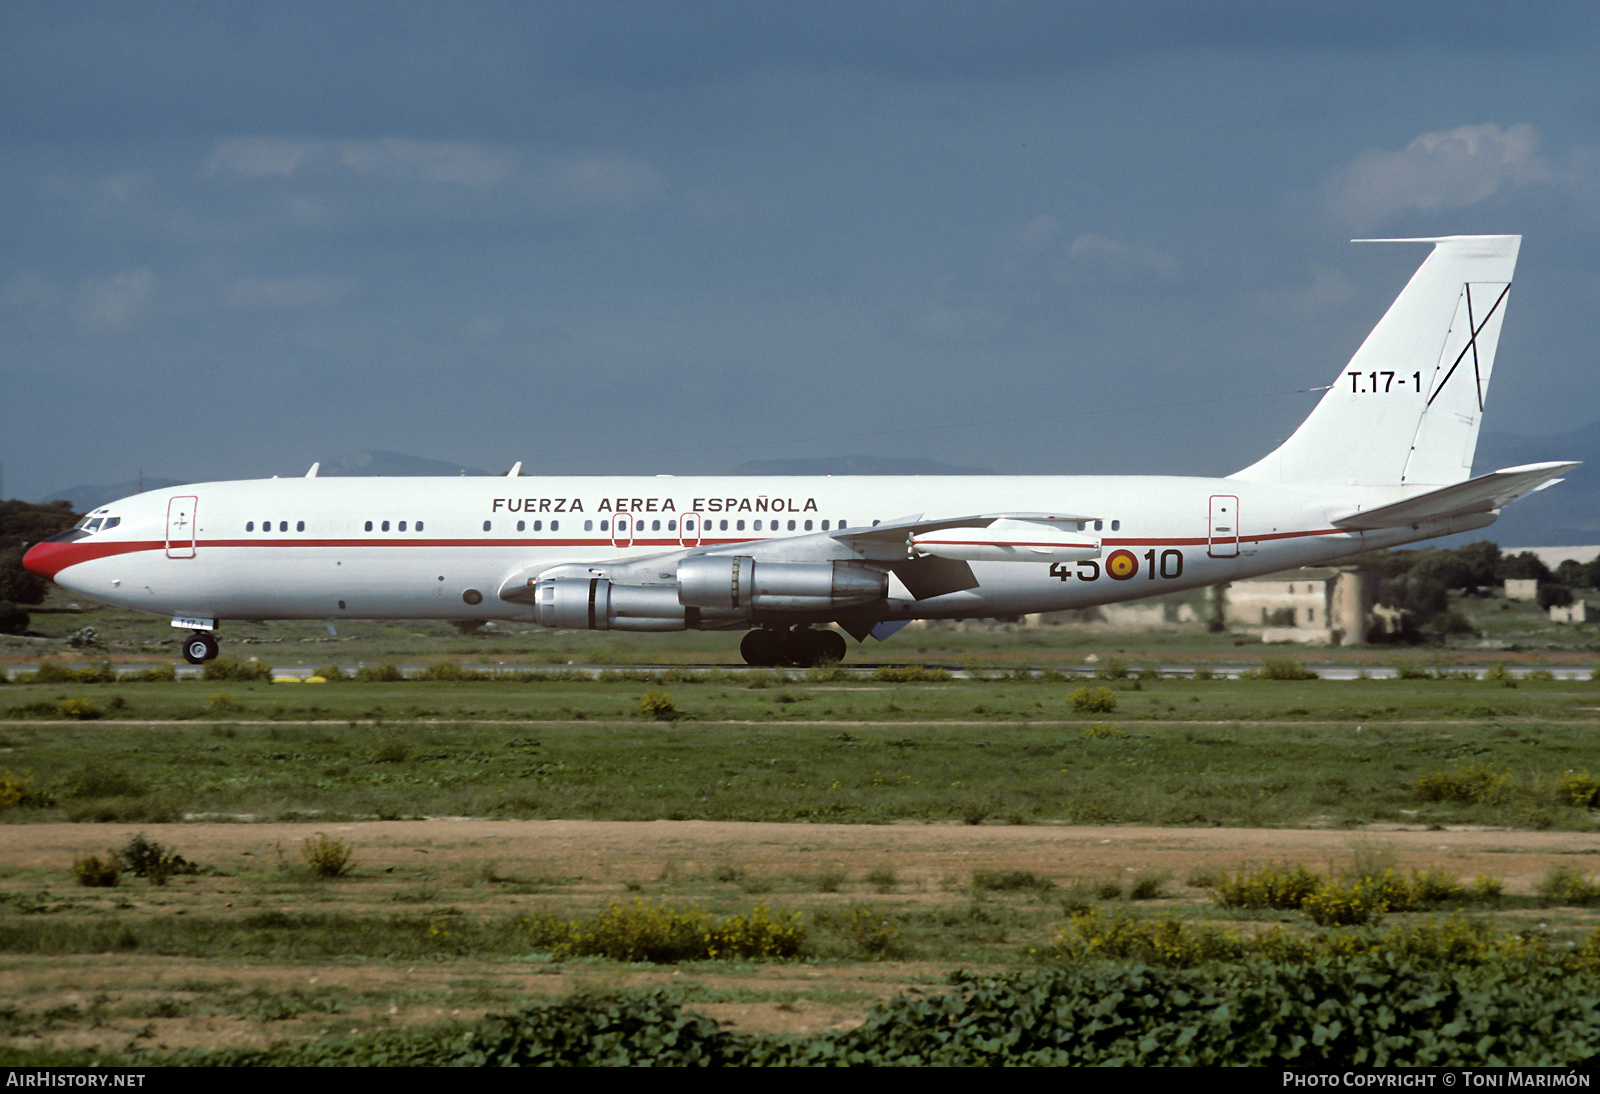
73,268 -> 156,331
1315,123 -> 1554,231
203,137 -> 661,208
224,274 -> 355,310
1062,232 -> 1179,285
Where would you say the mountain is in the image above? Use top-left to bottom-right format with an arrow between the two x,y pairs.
313,451 -> 489,477
37,478 -> 188,514
730,455 -> 995,476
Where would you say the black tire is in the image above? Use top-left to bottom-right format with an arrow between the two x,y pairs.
740,629 -> 782,667
183,633 -> 218,665
816,628 -> 848,664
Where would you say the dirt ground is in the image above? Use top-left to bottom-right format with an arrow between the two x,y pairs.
3,819 -> 1597,1058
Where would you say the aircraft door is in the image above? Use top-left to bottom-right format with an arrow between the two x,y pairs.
166,495 -> 198,559
1207,495 -> 1239,558
611,512 -> 635,549
680,512 -> 704,548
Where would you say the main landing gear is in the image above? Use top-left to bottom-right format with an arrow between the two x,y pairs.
740,626 -> 848,668
182,632 -> 220,665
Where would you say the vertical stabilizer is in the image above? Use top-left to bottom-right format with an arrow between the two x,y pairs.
1231,235 -> 1520,487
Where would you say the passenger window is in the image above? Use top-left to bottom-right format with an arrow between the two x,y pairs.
839,520 -> 847,529
652,520 -> 660,531
382,521 -> 390,532
720,520 -> 729,531
735,520 -> 743,531
532,520 -> 541,531
1094,520 -> 1103,531
482,521 -> 491,532
550,520 -> 558,531
668,520 -> 677,531
297,520 -> 305,532
246,521 -> 254,532
821,520 -> 830,530
788,520 -> 796,531
364,521 -> 373,532
1111,520 -> 1120,531
416,521 -> 424,531
399,521 -> 407,532
516,520 -> 525,532
601,520 -> 610,532
585,520 -> 593,531
277,521 -> 286,532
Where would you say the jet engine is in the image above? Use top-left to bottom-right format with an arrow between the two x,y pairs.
529,557 -> 888,631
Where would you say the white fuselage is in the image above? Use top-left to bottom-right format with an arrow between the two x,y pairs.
33,472 -> 1484,627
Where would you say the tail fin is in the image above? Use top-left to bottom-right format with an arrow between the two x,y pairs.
1231,235 -> 1520,487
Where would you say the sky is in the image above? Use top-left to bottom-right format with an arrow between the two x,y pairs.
4,1 -> 1600,502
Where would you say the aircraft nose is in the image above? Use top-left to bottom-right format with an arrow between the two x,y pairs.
23,539 -> 78,581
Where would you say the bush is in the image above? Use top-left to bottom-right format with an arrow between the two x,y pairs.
73,852 -> 121,888
529,900 -> 806,963
352,663 -> 405,682
637,690 -> 679,720
1242,657 -> 1319,681
1537,865 -> 1600,906
313,663 -> 348,681
56,698 -> 101,720
202,658 -> 273,682
302,834 -> 355,878
1213,862 -> 1321,911
0,767 -> 50,810
1069,687 -> 1117,714
119,832 -> 198,885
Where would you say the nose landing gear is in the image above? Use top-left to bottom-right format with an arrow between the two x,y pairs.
182,632 -> 219,665
739,626 -> 848,668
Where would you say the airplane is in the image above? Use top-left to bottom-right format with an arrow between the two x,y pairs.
24,235 -> 1576,668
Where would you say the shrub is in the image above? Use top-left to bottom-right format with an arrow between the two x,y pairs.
302,834 -> 355,878
56,698 -> 101,720
119,832 -> 198,885
0,767 -> 50,810
1092,658 -> 1130,680
1415,762 -> 1514,805
539,900 -> 805,963
637,690 -> 679,720
313,663 -> 349,681
1301,879 -> 1389,927
208,692 -> 242,712
973,869 -> 1055,894
1212,862 -> 1321,910
1243,657 -> 1319,681
1047,909 -> 1249,967
353,663 -> 405,682
1537,865 -> 1600,906
1553,771 -> 1600,808
872,665 -> 952,682
1069,687 -> 1117,714
73,852 -> 121,888
202,658 -> 273,682
119,664 -> 175,682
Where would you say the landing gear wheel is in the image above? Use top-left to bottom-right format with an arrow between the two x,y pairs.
816,629 -> 848,664
781,628 -> 823,668
740,629 -> 782,667
183,632 -> 219,665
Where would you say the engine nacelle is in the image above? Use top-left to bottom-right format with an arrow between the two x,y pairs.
677,556 -> 886,611
532,576 -> 688,632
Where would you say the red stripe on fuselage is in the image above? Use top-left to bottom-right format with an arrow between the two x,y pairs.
26,526 -> 1351,582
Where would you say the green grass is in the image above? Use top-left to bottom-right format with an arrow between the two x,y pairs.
1,673 -> 1599,827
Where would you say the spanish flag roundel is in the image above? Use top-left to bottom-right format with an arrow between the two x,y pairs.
1105,549 -> 1139,581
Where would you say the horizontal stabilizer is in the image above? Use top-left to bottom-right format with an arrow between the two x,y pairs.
1332,461 -> 1578,530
